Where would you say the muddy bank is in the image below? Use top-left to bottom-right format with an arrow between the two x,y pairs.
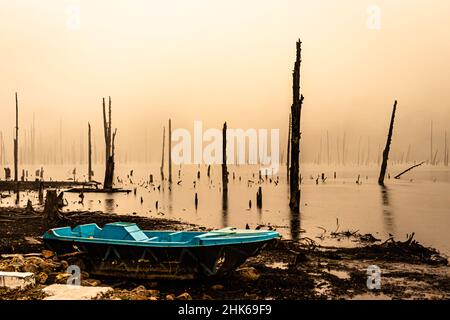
0,207 -> 449,300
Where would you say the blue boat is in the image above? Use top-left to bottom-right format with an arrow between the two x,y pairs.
43,222 -> 280,280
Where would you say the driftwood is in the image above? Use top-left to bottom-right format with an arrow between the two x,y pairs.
394,161 -> 425,179
378,100 -> 397,186
289,40 -> 304,212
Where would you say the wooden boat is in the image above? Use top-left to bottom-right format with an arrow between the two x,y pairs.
43,222 -> 280,280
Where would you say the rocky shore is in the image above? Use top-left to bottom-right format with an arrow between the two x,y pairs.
1,207 -> 449,300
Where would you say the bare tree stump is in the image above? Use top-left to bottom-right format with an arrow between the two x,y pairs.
44,190 -> 69,224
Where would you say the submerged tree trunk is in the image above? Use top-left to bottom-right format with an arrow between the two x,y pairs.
160,126 -> 165,181
88,122 -> 92,182
222,122 -> 228,194
14,92 -> 19,182
287,113 -> 291,182
103,97 -> 117,190
289,40 -> 304,213
168,119 -> 172,184
378,100 -> 397,186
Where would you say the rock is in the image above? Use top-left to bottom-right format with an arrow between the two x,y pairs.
25,256 -> 44,265
36,272 -> 49,284
81,271 -> 90,279
60,260 -> 69,271
23,262 -> 39,274
82,279 -> 101,287
41,250 -> 55,259
147,289 -> 160,296
55,272 -> 71,284
165,294 -> 176,300
132,285 -> 147,292
38,261 -> 55,274
211,284 -> 224,290
236,267 -> 260,282
0,271 -> 35,289
244,292 -> 258,299
201,294 -> 213,300
43,284 -> 113,300
176,292 -> 192,300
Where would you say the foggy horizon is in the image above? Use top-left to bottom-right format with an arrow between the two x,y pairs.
1,0 -> 449,166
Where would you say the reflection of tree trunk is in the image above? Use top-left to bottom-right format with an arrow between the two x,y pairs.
378,101 -> 397,186
289,40 -> 304,213
380,186 -> 395,235
103,97 -> 117,190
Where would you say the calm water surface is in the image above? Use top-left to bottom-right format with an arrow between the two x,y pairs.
2,163 -> 449,255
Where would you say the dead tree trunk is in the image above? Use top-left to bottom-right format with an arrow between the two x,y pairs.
287,112 -> 291,182
168,119 -> 172,184
430,120 -> 433,165
43,190 -> 68,224
14,92 -> 19,182
222,122 -> 228,193
326,130 -> 330,166
289,40 -> 304,213
445,131 -> 448,167
378,100 -> 397,186
103,97 -> 117,190
88,122 -> 92,182
160,126 -> 165,181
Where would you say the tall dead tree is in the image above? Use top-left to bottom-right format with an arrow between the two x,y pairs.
286,113 -> 291,181
160,126 -> 165,181
378,100 -> 397,186
168,119 -> 172,183
289,40 -> 304,212
430,120 -> 433,165
326,130 -> 330,166
444,131 -> 448,167
222,122 -> 228,193
88,122 -> 92,182
14,92 -> 19,182
102,97 -> 117,190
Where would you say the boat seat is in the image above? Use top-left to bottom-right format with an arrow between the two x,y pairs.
144,237 -> 160,242
195,227 -> 237,239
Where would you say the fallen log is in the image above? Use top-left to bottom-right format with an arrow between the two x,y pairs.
394,161 -> 425,179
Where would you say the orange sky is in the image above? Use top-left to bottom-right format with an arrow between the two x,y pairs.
0,0 -> 449,164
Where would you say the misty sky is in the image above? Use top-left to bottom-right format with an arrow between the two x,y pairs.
0,0 -> 449,165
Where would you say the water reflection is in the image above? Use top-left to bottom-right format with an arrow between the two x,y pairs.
222,191 -> 228,228
380,186 -> 396,235
290,210 -> 301,241
104,198 -> 115,213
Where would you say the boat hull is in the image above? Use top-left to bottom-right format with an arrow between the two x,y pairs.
44,238 -> 274,280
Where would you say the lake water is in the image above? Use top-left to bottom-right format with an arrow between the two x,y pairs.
1,162 -> 450,256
